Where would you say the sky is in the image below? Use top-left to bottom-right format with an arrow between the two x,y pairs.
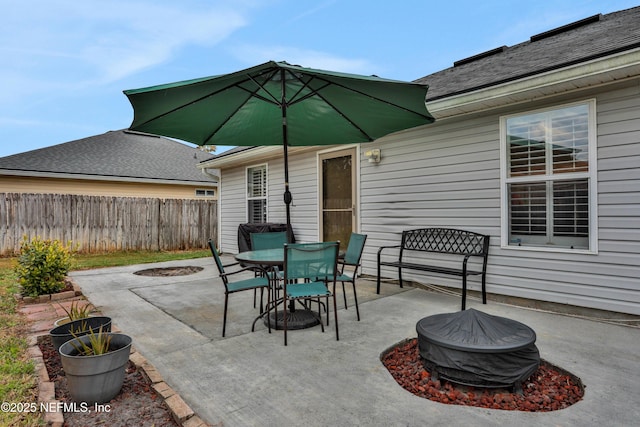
1,0 -> 638,158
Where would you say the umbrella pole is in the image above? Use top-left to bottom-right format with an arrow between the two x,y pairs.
281,68 -> 293,244
283,144 -> 292,243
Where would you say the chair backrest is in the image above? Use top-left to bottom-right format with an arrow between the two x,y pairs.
284,242 -> 339,282
207,239 -> 225,276
250,231 -> 287,251
343,233 -> 367,266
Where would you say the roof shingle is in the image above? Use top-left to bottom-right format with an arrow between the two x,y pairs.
0,130 -> 216,183
417,6 -> 640,100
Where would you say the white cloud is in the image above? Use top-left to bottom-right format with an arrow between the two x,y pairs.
231,44 -> 376,75
0,1 -> 249,94
77,4 -> 249,84
286,0 -> 337,24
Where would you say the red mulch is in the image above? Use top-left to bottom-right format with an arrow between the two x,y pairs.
381,338 -> 584,411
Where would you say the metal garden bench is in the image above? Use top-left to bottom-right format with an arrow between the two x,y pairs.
376,228 -> 490,310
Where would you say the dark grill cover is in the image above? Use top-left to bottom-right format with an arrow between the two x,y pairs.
417,309 -> 540,387
237,223 -> 295,253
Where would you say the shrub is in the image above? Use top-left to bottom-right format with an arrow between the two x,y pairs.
15,236 -> 75,297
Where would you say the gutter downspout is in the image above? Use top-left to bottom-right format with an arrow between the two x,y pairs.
201,168 -> 220,180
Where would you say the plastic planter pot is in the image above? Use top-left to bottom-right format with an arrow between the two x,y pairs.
54,313 -> 99,327
54,317 -> 71,327
49,316 -> 112,352
59,333 -> 132,405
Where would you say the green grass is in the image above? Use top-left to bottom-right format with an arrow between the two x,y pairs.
0,248 -> 210,426
71,249 -> 210,270
0,267 -> 41,426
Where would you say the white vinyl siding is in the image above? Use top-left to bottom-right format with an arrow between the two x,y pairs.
218,151 -> 320,253
216,79 -> 639,315
363,79 -> 639,315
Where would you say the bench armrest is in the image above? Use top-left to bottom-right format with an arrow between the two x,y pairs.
377,245 -> 401,256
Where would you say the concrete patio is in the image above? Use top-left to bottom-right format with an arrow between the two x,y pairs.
70,255 -> 640,427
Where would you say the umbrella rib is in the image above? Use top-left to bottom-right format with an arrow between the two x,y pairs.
315,92 -> 375,141
201,69 -> 284,144
201,83 -> 282,144
201,96 -> 250,145
286,73 -> 432,140
133,69 -> 283,131
288,81 -> 331,105
284,71 -> 328,106
131,83 -> 252,132
306,74 -> 432,121
286,74 -> 375,140
245,69 -> 283,106
233,69 -> 284,107
129,63 -> 432,146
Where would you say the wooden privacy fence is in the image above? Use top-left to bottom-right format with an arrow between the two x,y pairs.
0,193 -> 218,255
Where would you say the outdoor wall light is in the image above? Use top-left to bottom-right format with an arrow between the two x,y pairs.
365,148 -> 381,163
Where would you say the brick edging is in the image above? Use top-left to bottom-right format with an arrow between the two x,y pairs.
23,282 -> 211,427
28,333 -> 210,427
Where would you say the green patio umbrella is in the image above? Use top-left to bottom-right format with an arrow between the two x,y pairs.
124,60 -> 435,232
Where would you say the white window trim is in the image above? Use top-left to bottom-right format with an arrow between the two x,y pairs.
499,99 -> 598,254
245,163 -> 268,223
194,188 -> 215,197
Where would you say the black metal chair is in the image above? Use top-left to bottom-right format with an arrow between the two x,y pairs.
336,233 -> 367,321
208,239 -> 269,337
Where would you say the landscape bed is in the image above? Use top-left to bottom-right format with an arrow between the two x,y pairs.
381,338 -> 584,411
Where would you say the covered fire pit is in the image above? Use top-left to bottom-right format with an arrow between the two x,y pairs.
416,309 -> 540,393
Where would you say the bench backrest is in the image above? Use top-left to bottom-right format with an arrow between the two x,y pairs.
400,228 -> 489,256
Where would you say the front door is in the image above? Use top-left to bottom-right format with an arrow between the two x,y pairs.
320,148 -> 357,247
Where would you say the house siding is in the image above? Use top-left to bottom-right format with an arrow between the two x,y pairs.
219,166 -> 246,254
203,8 -> 640,316
215,79 -> 640,315
218,151 -> 320,253
366,79 -> 640,315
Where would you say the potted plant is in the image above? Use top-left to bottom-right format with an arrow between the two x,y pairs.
59,326 -> 132,404
54,301 -> 95,327
49,315 -> 112,351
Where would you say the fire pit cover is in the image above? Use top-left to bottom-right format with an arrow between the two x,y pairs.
416,309 -> 540,388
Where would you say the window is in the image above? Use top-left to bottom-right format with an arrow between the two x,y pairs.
247,164 -> 267,223
501,101 -> 596,251
195,189 -> 215,197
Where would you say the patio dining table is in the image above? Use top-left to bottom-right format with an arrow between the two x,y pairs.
235,248 -> 284,268
235,248 -> 321,330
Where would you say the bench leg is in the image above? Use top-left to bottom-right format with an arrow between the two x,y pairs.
481,274 -> 487,304
376,263 -> 381,294
461,276 -> 467,311
398,267 -> 403,289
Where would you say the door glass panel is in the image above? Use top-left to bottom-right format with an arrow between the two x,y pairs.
323,211 -> 352,245
323,156 -> 352,209
321,152 -> 354,247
